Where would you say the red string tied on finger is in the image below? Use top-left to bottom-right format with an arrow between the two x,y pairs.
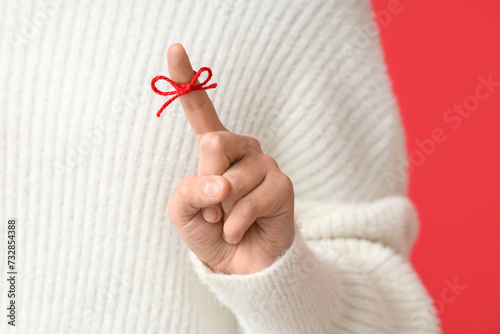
151,67 -> 217,117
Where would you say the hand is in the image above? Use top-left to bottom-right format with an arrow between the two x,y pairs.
167,44 -> 295,275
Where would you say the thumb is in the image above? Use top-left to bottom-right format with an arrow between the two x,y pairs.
168,175 -> 230,225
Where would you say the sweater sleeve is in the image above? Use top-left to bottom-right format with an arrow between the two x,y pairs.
189,221 -> 439,334
189,1 -> 441,333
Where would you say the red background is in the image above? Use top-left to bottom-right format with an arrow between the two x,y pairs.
370,1 -> 500,333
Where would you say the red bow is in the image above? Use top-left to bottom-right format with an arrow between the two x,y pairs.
151,67 -> 217,117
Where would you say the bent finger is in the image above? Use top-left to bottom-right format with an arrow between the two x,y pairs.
222,171 -> 293,244
220,152 -> 272,216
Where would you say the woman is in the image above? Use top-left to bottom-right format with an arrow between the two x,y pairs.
0,0 -> 441,332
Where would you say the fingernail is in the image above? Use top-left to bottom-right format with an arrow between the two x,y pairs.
204,206 -> 218,222
204,178 -> 221,197
224,233 -> 233,244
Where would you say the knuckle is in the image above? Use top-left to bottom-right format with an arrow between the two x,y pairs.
260,154 -> 279,169
167,194 -> 181,222
238,198 -> 258,218
177,176 -> 195,199
243,136 -> 262,153
251,138 -> 263,152
270,171 -> 294,195
198,132 -> 225,153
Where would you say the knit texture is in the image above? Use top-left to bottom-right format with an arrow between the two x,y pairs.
0,0 -> 441,333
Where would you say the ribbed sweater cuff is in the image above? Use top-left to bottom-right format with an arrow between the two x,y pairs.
189,228 -> 340,333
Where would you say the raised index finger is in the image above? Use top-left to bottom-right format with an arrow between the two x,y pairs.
167,43 -> 227,136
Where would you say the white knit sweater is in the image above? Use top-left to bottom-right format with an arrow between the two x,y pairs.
0,0 -> 441,333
